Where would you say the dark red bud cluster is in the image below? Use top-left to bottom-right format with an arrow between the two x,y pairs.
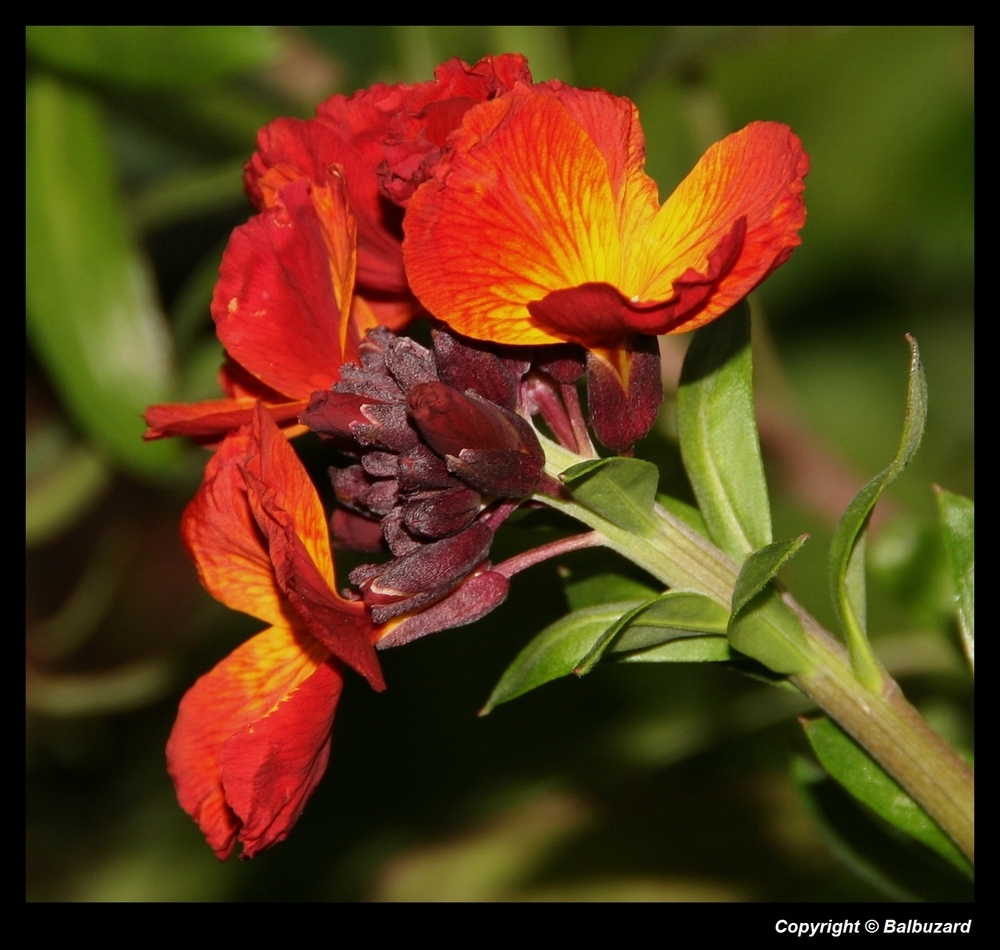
301,325 -> 543,640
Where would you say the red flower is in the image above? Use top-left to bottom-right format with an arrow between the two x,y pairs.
403,86 -> 808,348
166,404 -> 383,859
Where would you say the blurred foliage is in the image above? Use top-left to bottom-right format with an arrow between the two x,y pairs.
26,26 -> 972,901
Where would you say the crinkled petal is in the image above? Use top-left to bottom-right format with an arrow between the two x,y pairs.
181,429 -> 291,627
245,114 -> 409,296
242,405 -> 386,690
211,172 -> 360,399
166,624 -> 337,860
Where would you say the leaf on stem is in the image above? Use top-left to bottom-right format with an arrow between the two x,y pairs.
480,601 -> 645,714
828,335 -> 927,692
934,487 -> 974,674
676,300 -> 772,560
560,457 -> 659,537
801,716 -> 972,879
727,537 -> 812,675
26,77 -> 181,476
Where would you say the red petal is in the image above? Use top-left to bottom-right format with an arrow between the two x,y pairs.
242,405 -> 385,691
166,625 -> 338,860
245,115 -> 408,296
212,173 -> 358,400
142,397 -> 306,445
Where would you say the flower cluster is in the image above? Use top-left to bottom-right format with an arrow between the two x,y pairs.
146,53 -> 808,858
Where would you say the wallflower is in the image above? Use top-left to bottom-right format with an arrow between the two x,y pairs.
400,84 -> 807,447
144,53 -> 533,446
402,90 -> 808,347
167,404 -> 384,859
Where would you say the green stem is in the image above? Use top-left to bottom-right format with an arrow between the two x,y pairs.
534,434 -> 975,864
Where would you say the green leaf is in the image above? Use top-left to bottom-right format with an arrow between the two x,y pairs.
828,335 -> 927,690
611,591 -> 730,652
617,636 -> 731,663
676,300 -> 772,559
578,590 -> 731,674
935,487 -> 974,673
26,77 -> 181,476
791,757 -> 970,901
561,457 -> 659,537
726,537 -> 812,675
731,535 -> 809,616
656,493 -> 709,537
27,26 -> 282,89
801,716 -> 972,878
480,602 -> 643,714
564,573 -> 659,611
26,424 -> 110,547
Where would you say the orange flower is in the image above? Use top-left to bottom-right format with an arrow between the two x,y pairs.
144,160 -> 406,444
402,84 -> 808,350
167,404 -> 383,859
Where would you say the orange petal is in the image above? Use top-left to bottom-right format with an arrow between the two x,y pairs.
211,170 -> 359,400
633,121 -> 809,332
181,428 -> 290,627
142,397 -> 306,444
165,624 -> 338,860
403,88 -> 629,346
242,405 -> 385,690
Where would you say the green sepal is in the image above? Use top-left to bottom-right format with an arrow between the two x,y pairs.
828,335 -> 927,691
26,77 -> 181,477
480,601 -> 644,715
934,487 -> 974,674
801,716 -> 972,879
560,457 -> 659,537
676,300 -> 772,560
727,537 -> 812,675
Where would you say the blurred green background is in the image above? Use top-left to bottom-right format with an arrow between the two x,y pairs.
26,27 -> 972,901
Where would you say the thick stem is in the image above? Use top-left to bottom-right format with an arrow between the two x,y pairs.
534,432 -> 974,863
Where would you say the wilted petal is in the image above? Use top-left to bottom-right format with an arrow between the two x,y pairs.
181,429 -> 290,627
143,397 -> 306,444
242,406 -> 385,690
166,624 -> 338,860
585,336 -> 664,452
376,568 -> 510,648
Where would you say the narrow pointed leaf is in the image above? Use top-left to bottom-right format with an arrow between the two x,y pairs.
617,636 -> 731,663
578,589 -> 730,674
481,601 -> 644,714
26,77 -> 180,475
731,535 -> 809,616
560,457 -> 659,537
676,300 -> 771,559
726,537 -> 812,675
801,716 -> 972,878
565,573 -> 659,611
828,335 -> 927,689
935,487 -> 974,673
610,591 -> 730,653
